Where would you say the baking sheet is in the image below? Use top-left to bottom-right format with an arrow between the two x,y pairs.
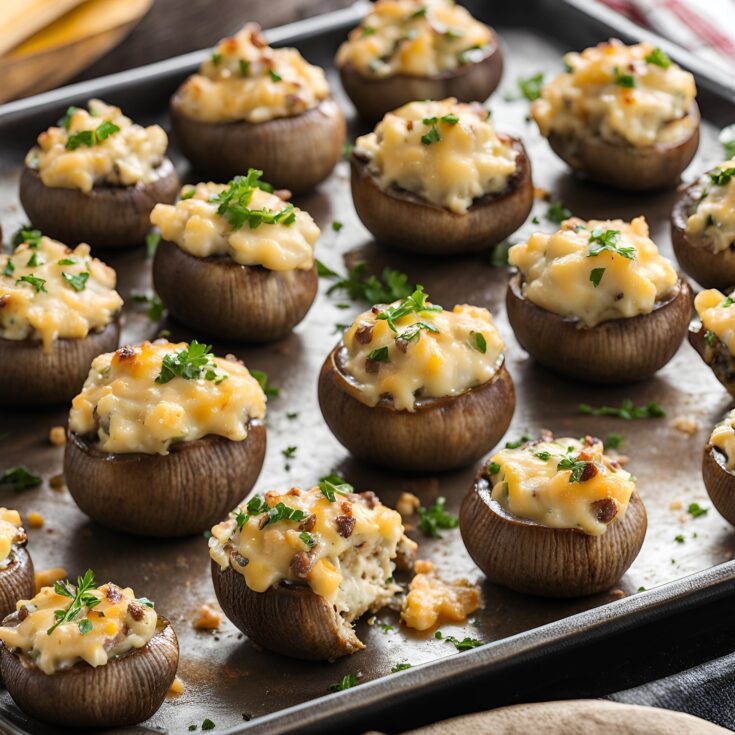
1,1 -> 735,733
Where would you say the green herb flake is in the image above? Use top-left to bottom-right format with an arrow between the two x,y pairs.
367,346 -> 390,363
557,452 -> 589,483
211,52 -> 223,64
77,618 -> 93,635
505,435 -> 530,449
0,465 -> 42,491
418,497 -> 458,539
12,227 -> 42,250
326,262 -> 412,305
587,228 -> 636,260
331,221 -> 344,232
708,167 -> 735,186
613,66 -> 636,87
58,106 -> 79,129
62,271 -> 90,292
704,330 -> 716,346
579,400 -> 665,420
250,369 -> 279,397
2,260 -> 14,277
434,630 -> 483,651
319,476 -> 353,502
674,534 -> 685,544
155,340 -> 224,385
589,267 -> 605,288
546,201 -> 572,223
517,71 -> 544,101
469,331 -> 487,353
202,719 -> 216,732
26,251 -> 39,267
131,291 -> 165,321
268,69 -> 282,82
16,274 -> 47,293
328,673 -> 359,692
687,503 -> 708,519
146,231 -> 161,258
645,47 -> 671,69
361,25 -> 376,37
66,120 -> 120,150
57,257 -> 77,265
534,450 -> 551,461
299,532 -> 316,549
489,241 -> 511,268
487,461 -> 501,476
605,433 -> 624,450
374,285 -> 441,332
315,259 -> 338,278
391,662 -> 412,672
411,6 -> 427,17
421,124 -> 442,146
47,569 -> 100,636
138,597 -> 155,608
720,124 -> 735,159
239,60 -> 250,77
286,412 -> 299,420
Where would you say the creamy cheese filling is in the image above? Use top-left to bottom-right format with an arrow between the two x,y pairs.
487,436 -> 635,536
694,288 -> 735,357
0,509 -> 25,570
68,340 -> 267,455
336,0 -> 492,78
710,409 -> 735,471
400,573 -> 480,631
175,23 -> 330,124
354,98 -> 517,214
532,39 -> 697,148
150,176 -> 318,272
685,160 -> 735,253
0,235 -> 123,353
509,216 -> 678,327
26,99 -> 169,193
0,580 -> 157,675
210,486 -> 410,621
340,290 -> 504,412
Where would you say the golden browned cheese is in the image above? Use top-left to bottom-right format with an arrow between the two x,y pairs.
509,216 -> 678,327
532,39 -> 697,148
27,99 -> 168,193
401,573 -> 480,631
336,0 -> 491,77
685,160 -> 735,252
695,288 -> 735,357
355,98 -> 517,214
0,509 -> 24,568
68,341 -> 266,455
175,23 -> 330,123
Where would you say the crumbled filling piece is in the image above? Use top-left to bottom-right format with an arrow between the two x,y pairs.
401,573 -> 480,631
685,159 -> 735,253
710,408 -> 735,470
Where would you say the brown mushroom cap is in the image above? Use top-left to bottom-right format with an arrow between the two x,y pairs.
460,474 -> 647,597
64,425 -> 266,537
19,160 -> 179,250
0,613 -> 178,728
211,561 -> 362,661
338,36 -> 503,121
506,273 -> 693,384
318,345 -> 515,472
350,137 -> 533,255
688,321 -> 735,396
544,103 -> 700,191
671,181 -> 735,290
702,445 -> 735,527
0,319 -> 120,407
153,239 -> 318,341
169,97 -> 345,193
0,547 -> 34,622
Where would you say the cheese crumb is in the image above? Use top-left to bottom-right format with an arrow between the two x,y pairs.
670,500 -> 683,511
49,474 -> 65,489
27,512 -> 44,529
414,559 -> 434,574
34,567 -> 67,593
193,602 -> 222,631
48,426 -> 66,446
401,574 -> 480,631
396,492 -> 420,518
168,676 -> 185,696
671,415 -> 700,436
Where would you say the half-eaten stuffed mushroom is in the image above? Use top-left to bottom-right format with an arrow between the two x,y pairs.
507,216 -> 692,383
531,40 -> 699,191
151,170 -> 319,341
0,510 -> 34,620
170,24 -> 345,191
209,483 -> 416,660
20,100 -> 179,249
318,286 -> 515,471
671,159 -> 735,289
460,434 -> 647,597
64,340 -> 267,536
0,232 -> 122,405
702,410 -> 735,526
0,570 -> 178,728
689,287 -> 735,395
336,0 -> 503,121
351,98 -> 533,255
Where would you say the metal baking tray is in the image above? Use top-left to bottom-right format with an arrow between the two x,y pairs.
1,1 -> 734,733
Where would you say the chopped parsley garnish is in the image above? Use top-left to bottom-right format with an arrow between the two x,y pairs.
411,5 -> 427,17
26,251 -> 39,267
687,502 -> 708,519
315,259 -> 339,278
211,52 -> 222,64
367,346 -> 390,362
557,452 -> 589,483
613,67 -> 636,87
239,60 -> 250,77
235,495 -> 268,528
146,231 -> 161,258
58,106 -> 79,129
47,569 -> 100,636
16,274 -> 47,293
375,285 -> 441,332
457,44 -> 488,65
534,450 -> 551,461
721,125 -> 735,159
605,432 -> 624,450
589,267 -> 605,288
328,673 -> 359,692
398,321 -> 438,345
391,662 -> 412,672
587,228 -> 636,260
62,271 -> 89,292
645,47 -> 671,68
57,257 -> 77,265
517,71 -> 544,101
326,262 -> 412,305
138,597 -> 155,608
489,241 -> 511,267
299,532 -> 316,549
332,221 -> 344,232
546,201 -> 572,224
282,445 -> 297,470
155,341 -> 225,384
418,497 -> 458,539
263,502 -> 305,527
250,369 -> 279,397
65,120 -> 120,150
12,227 -> 42,250
202,720 -> 216,732
705,329 -> 716,346
268,69 -> 282,82
708,167 -> 735,186
0,465 -> 42,491
420,113 -> 458,145
721,296 -> 734,308
421,124 -> 441,145
434,630 -> 483,651
131,291 -> 165,321
361,25 -> 376,37
505,434 -> 530,449
287,411 -> 299,420
487,461 -> 501,476
2,260 -> 14,277
319,476 -> 353,502
674,534 -> 685,544
579,400 -> 665,420
469,331 -> 487,353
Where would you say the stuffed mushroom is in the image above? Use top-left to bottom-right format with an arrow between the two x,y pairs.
0,570 -> 178,727
531,40 -> 699,191
170,24 -> 345,192
64,340 -> 267,537
0,510 -> 34,620
336,0 -> 502,121
702,410 -> 735,526
318,286 -> 515,472
350,98 -> 533,255
671,159 -> 735,289
689,287 -> 735,395
210,484 -> 416,660
460,434 -> 647,597
507,216 -> 692,383
0,233 -> 122,405
151,171 -> 319,341
20,100 -> 179,249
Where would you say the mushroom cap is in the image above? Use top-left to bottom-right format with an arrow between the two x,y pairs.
169,97 -> 345,193
19,160 -> 179,250
702,445 -> 735,527
338,37 -> 503,121
153,239 -> 318,341
460,474 -> 647,597
506,273 -> 693,383
688,321 -> 735,396
211,561 -> 363,661
671,181 -> 735,290
0,547 -> 34,622
545,103 -> 700,191
317,345 -> 515,472
0,613 -> 178,728
349,137 -> 533,255
0,319 -> 120,406
64,425 -> 267,537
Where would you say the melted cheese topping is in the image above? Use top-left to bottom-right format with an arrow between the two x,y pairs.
0,509 -> 24,569
0,583 -> 156,675
400,573 -> 480,631
685,160 -> 735,253
26,99 -> 168,193
150,182 -> 318,272
0,236 -> 122,353
710,409 -> 735,471
488,436 -> 634,536
68,341 -> 267,455
175,23 -> 330,124
509,216 -> 678,327
209,487 -> 405,621
354,98 -> 517,214
532,39 -> 697,148
341,301 -> 504,412
694,288 -> 735,357
336,0 -> 492,78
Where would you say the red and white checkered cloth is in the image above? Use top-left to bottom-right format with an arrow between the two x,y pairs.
598,0 -> 735,73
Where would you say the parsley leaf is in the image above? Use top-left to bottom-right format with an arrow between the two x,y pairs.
250,369 -> 279,397
687,503 -> 708,519
11,227 -> 42,250
374,285 -> 441,332
319,476 -> 353,502
645,47 -> 671,68
62,271 -> 89,292
58,106 -> 79,129
146,231 -> 161,259
299,531 -> 316,549
0,465 -> 42,491
587,228 -> 636,260
486,461 -> 501,476
47,569 -> 101,636
546,201 -> 572,224
155,341 -> 224,384
517,71 -> 544,101
16,274 -> 47,293
557,452 -> 589,483
721,125 -> 735,159
326,262 -> 412,305
579,400 -> 665,419
131,290 -> 165,321
708,167 -> 735,186
65,120 -> 120,150
2,260 -> 14,277
469,331 -> 487,353
435,630 -> 483,651
613,66 -> 635,87
328,673 -> 359,692
589,267 -> 605,287
489,241 -> 511,267
605,433 -> 624,450
418,497 -> 458,539
391,662 -> 412,672
316,259 -> 339,278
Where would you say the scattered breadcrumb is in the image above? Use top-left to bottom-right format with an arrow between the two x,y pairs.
27,512 -> 44,529
49,474 -> 65,490
168,676 -> 185,696
414,559 -> 434,574
193,602 -> 223,631
35,567 -> 67,593
396,492 -> 420,518
533,186 -> 551,200
48,426 -> 66,446
609,588 -> 625,599
671,415 -> 700,436
670,500 -> 683,511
